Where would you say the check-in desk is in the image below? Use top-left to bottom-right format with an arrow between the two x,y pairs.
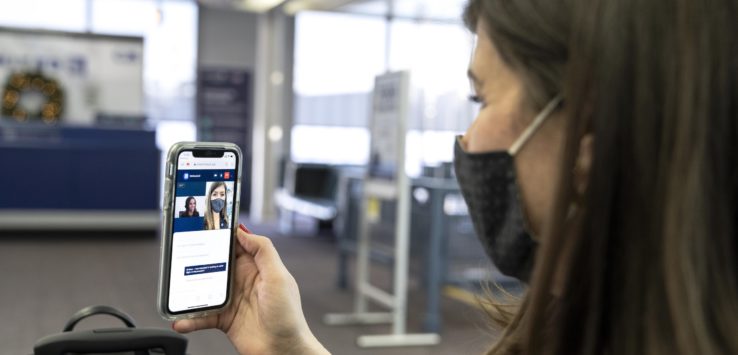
0,122 -> 160,230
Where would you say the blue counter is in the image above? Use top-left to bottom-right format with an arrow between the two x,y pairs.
0,122 -> 160,229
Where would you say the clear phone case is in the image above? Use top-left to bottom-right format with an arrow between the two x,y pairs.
157,142 -> 242,321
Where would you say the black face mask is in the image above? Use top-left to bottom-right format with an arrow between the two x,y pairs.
453,97 -> 562,282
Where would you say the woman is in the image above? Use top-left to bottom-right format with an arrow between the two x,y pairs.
179,196 -> 199,218
204,182 -> 229,230
174,0 -> 738,353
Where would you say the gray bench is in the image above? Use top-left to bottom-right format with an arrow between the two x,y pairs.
275,162 -> 341,234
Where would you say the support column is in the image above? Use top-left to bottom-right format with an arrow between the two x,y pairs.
250,8 -> 295,223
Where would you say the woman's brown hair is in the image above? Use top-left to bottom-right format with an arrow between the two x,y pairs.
464,0 -> 738,354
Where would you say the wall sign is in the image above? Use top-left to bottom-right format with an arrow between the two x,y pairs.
369,71 -> 409,179
197,67 -> 253,212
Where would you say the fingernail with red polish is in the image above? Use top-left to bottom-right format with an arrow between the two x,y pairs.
239,223 -> 252,234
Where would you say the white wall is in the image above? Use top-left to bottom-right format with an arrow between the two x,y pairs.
198,7 -> 259,69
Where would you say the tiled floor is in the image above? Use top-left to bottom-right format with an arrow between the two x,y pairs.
1,224 -> 497,354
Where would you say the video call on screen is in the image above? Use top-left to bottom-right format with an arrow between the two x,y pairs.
173,170 -> 236,232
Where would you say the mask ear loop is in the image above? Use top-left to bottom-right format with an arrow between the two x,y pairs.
507,96 -> 563,156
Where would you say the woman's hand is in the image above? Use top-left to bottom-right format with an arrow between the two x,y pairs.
172,225 -> 329,355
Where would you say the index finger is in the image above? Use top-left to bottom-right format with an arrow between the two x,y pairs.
235,228 -> 287,274
234,223 -> 252,257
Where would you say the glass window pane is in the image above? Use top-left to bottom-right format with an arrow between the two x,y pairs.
294,11 -> 386,96
387,19 -> 476,172
0,0 -> 87,32
291,10 -> 476,168
292,11 -> 386,165
93,0 -> 198,122
389,19 -> 475,132
291,125 -> 370,165
141,1 -> 198,122
91,0 -> 157,36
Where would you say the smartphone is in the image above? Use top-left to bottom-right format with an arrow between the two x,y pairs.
158,142 -> 242,320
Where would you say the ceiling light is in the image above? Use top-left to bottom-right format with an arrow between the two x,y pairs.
238,0 -> 287,13
283,0 -> 311,15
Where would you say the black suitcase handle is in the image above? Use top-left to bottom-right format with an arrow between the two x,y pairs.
33,305 -> 187,355
64,305 -> 137,332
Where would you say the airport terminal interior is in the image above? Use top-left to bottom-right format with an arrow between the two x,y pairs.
0,0 -> 522,353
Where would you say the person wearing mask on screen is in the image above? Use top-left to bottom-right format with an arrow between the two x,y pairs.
173,0 -> 738,354
204,182 -> 229,230
179,196 -> 200,218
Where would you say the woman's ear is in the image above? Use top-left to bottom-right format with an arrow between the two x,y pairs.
574,134 -> 593,196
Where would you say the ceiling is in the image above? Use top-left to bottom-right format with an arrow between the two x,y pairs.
198,0 -> 468,22
333,0 -> 468,22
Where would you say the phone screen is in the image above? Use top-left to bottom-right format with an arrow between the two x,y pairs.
166,149 -> 238,314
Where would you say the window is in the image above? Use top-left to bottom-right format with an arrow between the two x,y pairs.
292,11 -> 476,174
0,0 -> 87,32
388,19 -> 476,176
293,11 -> 386,96
292,11 -> 386,164
91,0 -> 198,122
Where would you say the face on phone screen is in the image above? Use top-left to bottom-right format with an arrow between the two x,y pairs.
167,150 -> 238,314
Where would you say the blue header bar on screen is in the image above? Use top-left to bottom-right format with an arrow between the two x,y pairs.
177,169 -> 235,182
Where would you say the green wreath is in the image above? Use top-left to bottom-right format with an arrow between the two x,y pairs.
2,71 -> 65,124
